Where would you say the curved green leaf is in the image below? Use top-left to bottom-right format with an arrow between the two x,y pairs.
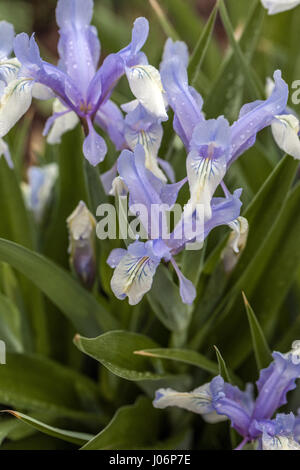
3,411 -> 93,446
0,238 -> 118,336
81,396 -> 160,450
0,353 -> 106,424
242,293 -> 271,370
74,331 -> 169,381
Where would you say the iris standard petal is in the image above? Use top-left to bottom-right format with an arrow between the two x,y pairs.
0,21 -> 15,60
160,50 -> 203,147
95,100 -> 126,151
229,70 -> 288,165
252,349 -> 300,422
56,0 -> 100,96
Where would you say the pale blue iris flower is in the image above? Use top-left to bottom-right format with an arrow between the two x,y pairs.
154,342 -> 300,450
0,0 -> 167,166
107,144 -> 242,305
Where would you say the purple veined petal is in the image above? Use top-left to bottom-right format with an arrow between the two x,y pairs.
0,77 -> 33,138
87,18 -> 149,113
83,117 -> 107,166
14,33 -> 80,110
130,17 -> 149,55
189,86 -> 204,112
109,239 -> 161,305
170,257 -> 196,304
124,104 -> 165,181
14,33 -> 43,72
228,69 -> 289,166
161,38 -> 189,68
186,116 -> 230,220
0,138 -> 13,168
160,55 -> 203,148
160,177 -> 187,207
210,376 -> 252,438
95,100 -> 126,150
157,158 -> 175,183
88,53 -> 124,110
56,0 -> 100,97
107,248 -> 127,268
294,411 -> 300,443
117,145 -> 167,238
254,413 -> 300,450
252,349 -> 300,424
0,21 -> 15,60
169,189 -> 243,255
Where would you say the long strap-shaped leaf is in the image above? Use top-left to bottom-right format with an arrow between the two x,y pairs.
0,238 -> 118,336
3,411 -> 93,446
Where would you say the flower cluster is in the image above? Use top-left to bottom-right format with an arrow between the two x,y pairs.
154,341 -> 300,450
106,39 -> 289,305
0,0 -> 294,307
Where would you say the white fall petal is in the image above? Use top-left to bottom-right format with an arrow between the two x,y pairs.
262,433 -> 300,450
126,65 -> 168,121
261,0 -> 300,14
0,58 -> 21,83
271,114 -> 300,159
0,78 -> 33,137
153,385 -> 226,424
125,124 -> 166,182
111,252 -> 158,305
186,149 -> 227,220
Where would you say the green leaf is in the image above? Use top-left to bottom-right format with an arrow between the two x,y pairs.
205,0 -> 265,119
214,346 -> 231,383
134,348 -> 218,375
0,417 -> 20,445
242,292 -> 271,370
0,353 -> 106,424
74,331 -> 170,381
3,411 -> 93,446
190,155 -> 298,350
0,238 -> 118,335
148,0 -> 179,40
0,292 -> 23,352
44,127 -> 89,266
218,0 -> 264,99
229,155 -> 299,287
147,265 -> 190,332
0,158 -> 48,355
214,182 -> 300,368
188,1 -> 219,85
81,396 -> 160,450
